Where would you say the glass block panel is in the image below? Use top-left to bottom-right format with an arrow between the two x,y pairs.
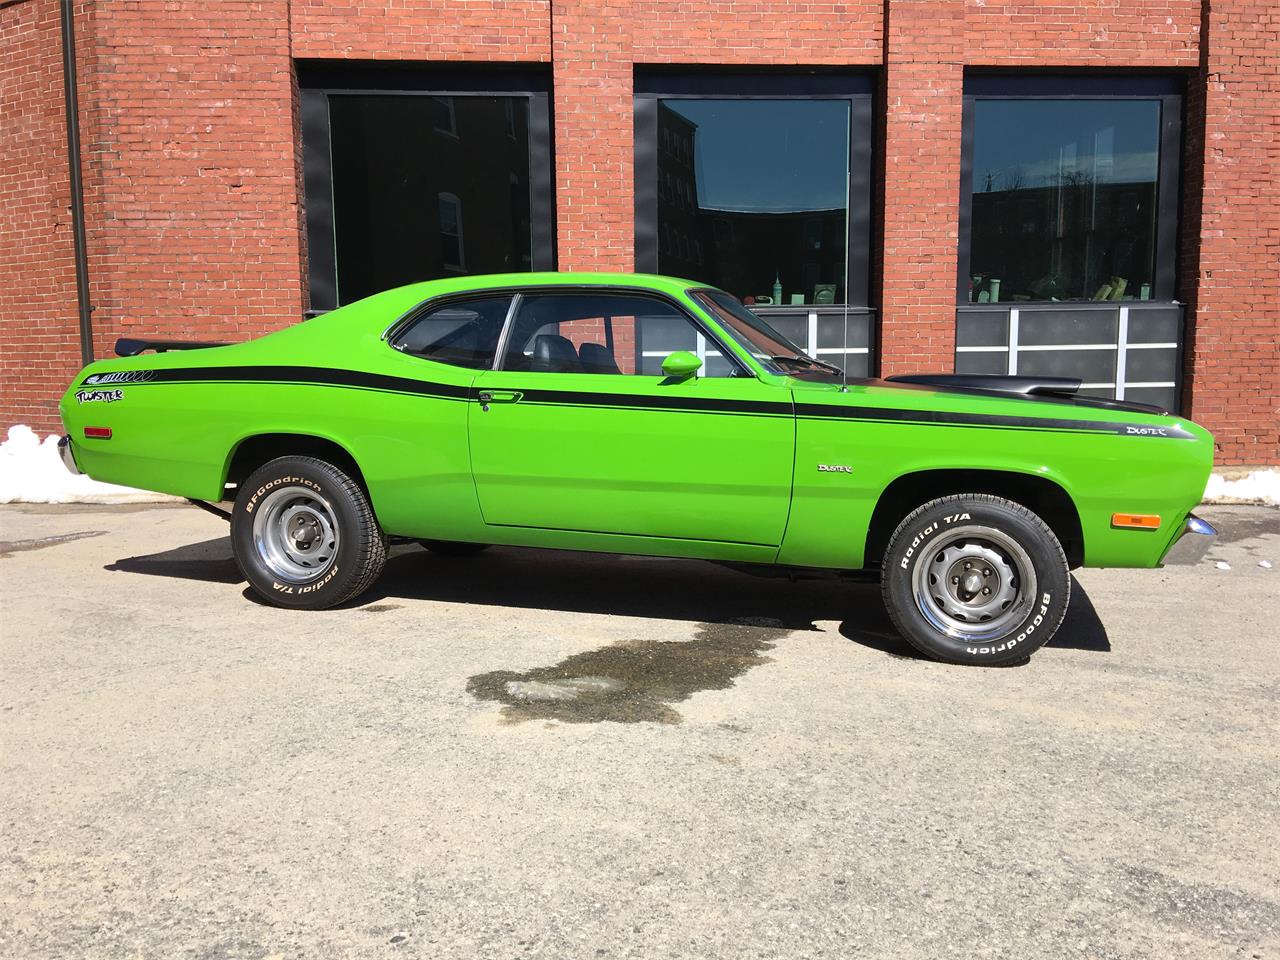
758,314 -> 808,347
1018,308 -> 1118,346
1124,386 -> 1177,411
1126,307 -> 1181,343
956,351 -> 1010,376
957,310 -> 1009,347
816,313 -> 872,349
836,352 -> 872,379
1077,385 -> 1117,399
1124,346 -> 1178,383
1017,347 -> 1116,381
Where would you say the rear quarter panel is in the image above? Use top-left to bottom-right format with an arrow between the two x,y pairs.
59,286 -> 486,539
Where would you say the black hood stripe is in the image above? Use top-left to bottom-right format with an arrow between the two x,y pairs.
78,365 -> 1193,438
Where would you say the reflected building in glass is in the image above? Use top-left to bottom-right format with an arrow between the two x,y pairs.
654,99 -> 849,307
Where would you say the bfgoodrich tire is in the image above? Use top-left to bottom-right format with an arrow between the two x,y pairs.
231,456 -> 386,610
881,494 -> 1070,666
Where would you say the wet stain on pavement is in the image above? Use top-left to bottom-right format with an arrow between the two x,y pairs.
466,618 -> 792,724
0,530 -> 106,558
362,603 -> 403,613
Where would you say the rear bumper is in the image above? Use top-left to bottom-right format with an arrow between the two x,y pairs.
57,435 -> 82,476
1160,514 -> 1217,566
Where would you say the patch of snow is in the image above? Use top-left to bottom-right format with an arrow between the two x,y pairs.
0,425 -> 179,505
1203,469 -> 1280,507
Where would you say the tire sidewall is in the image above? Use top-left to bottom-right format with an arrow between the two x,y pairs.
231,459 -> 367,609
884,498 -> 1069,666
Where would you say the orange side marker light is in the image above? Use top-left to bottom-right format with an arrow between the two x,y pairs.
1111,512 -> 1161,530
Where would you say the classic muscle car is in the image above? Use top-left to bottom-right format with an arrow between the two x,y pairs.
59,273 -> 1217,665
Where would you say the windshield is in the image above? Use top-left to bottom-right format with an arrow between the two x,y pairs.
691,289 -> 844,379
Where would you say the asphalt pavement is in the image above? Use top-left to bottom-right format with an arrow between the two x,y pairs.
1,502 -> 1277,959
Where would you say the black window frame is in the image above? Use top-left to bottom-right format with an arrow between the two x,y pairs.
387,293 -> 517,371
298,62 -> 556,315
633,70 -> 875,309
957,73 -> 1183,305
384,285 -> 753,378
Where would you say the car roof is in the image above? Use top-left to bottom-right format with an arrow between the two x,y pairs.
393,272 -> 713,300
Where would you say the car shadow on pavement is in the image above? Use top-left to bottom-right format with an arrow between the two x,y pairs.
105,537 -> 245,584
107,539 -> 1109,657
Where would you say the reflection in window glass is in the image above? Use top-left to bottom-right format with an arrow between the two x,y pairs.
968,99 -> 1161,303
438,193 -> 464,270
656,99 -> 851,306
328,95 -> 533,304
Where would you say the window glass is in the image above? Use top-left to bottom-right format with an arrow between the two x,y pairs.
390,296 -> 512,370
500,294 -> 735,377
693,290 -> 846,380
327,95 -> 532,304
655,99 -> 851,306
968,99 -> 1161,303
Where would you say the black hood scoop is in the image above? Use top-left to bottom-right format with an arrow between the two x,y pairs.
884,373 -> 1169,415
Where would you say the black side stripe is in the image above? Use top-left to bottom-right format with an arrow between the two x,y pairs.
794,402 -> 1196,439
80,365 -> 1193,438
85,365 -> 470,400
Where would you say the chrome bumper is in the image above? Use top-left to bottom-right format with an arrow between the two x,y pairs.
57,435 -> 82,476
1161,514 -> 1217,566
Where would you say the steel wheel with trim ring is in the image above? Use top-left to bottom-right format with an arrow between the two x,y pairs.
880,493 -> 1070,665
231,455 -> 387,610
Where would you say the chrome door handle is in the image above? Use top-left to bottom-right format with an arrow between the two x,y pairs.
477,390 -> 522,412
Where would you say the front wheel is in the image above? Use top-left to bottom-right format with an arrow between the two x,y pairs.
880,494 -> 1070,666
231,456 -> 386,610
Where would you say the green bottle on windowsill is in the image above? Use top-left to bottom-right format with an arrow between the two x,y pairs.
772,273 -> 783,307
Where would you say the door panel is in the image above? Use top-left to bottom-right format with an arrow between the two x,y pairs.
468,371 -> 794,544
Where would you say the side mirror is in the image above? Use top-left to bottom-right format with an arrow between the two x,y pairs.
661,350 -> 702,380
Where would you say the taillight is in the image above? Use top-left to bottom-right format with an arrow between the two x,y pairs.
84,426 -> 112,439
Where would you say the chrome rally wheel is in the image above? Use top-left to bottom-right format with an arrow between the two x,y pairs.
252,485 -> 340,583
910,526 -> 1036,642
231,456 -> 386,610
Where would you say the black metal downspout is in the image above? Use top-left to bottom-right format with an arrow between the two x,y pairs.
59,0 -> 93,365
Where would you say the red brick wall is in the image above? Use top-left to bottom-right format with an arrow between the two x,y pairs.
878,3 -> 965,374
1,0 -> 1276,463
1180,0 -> 1280,465
0,0 -> 87,436
79,0 -> 305,358
290,0 -> 551,62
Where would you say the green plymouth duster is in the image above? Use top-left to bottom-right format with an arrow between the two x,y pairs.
59,273 -> 1216,665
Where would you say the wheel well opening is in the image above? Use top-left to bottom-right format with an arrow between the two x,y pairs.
224,434 -> 369,500
864,469 -> 1084,570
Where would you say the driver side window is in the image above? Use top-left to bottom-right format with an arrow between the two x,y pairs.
499,293 -> 736,376
389,296 -> 512,369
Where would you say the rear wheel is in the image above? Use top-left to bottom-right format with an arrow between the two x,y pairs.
231,456 -> 386,609
880,494 -> 1070,666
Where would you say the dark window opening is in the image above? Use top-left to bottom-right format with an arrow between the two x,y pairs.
299,65 -> 554,312
958,75 -> 1182,305
635,72 -> 873,309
